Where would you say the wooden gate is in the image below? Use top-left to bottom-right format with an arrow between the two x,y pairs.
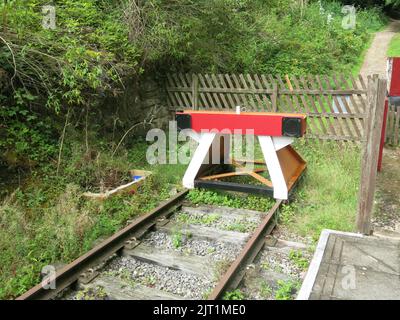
166,73 -> 371,143
385,104 -> 400,146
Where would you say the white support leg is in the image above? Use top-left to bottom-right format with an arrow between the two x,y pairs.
271,136 -> 294,151
258,135 -> 288,200
221,133 -> 231,164
183,132 -> 217,188
210,133 -> 231,165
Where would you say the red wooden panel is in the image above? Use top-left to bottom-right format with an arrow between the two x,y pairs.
389,57 -> 400,96
176,110 -> 306,136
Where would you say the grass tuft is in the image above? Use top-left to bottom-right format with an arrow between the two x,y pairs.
280,140 -> 361,241
387,33 -> 400,57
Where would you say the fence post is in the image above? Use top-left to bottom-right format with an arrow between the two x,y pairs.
272,82 -> 278,112
356,76 -> 387,235
192,74 -> 199,110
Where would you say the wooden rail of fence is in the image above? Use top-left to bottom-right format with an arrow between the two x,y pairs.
385,104 -> 400,146
166,73 -> 371,143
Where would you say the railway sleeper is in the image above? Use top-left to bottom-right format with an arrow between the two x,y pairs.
79,274 -> 185,300
155,222 -> 250,245
122,243 -> 215,279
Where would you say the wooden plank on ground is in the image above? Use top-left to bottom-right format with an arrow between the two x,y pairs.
157,223 -> 250,245
81,275 -> 184,300
123,244 -> 214,278
180,205 -> 264,222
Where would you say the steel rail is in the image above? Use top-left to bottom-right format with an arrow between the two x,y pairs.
17,189 -> 188,300
208,199 -> 282,300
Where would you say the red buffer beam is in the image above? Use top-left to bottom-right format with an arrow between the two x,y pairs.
176,110 -> 307,137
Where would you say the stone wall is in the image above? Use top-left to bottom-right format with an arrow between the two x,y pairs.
100,73 -> 169,136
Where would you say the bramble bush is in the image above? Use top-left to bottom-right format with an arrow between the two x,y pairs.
0,0 -> 387,166
131,0 -> 386,75
0,90 -> 57,166
1,0 -> 140,165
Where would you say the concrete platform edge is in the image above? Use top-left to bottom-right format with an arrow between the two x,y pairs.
296,229 -> 364,300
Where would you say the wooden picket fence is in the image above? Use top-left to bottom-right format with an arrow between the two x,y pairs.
385,104 -> 400,146
166,73 -> 371,143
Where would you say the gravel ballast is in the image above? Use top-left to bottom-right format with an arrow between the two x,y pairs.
143,230 -> 241,261
104,256 -> 214,299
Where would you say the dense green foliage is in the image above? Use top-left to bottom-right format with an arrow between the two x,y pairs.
1,0 -> 139,165
0,0 -> 388,299
0,1 -> 387,167
0,138 -> 187,299
386,0 -> 400,6
128,0 -> 386,75
1,0 -> 138,109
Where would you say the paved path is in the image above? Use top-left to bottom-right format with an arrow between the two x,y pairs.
298,230 -> 400,300
360,20 -> 400,78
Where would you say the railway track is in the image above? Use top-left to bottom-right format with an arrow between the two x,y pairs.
17,190 -> 310,300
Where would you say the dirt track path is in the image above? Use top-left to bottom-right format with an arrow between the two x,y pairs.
360,20 -> 400,78
373,147 -> 400,232
361,20 -> 400,232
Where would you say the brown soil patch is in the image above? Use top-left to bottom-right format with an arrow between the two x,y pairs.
373,147 -> 400,231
